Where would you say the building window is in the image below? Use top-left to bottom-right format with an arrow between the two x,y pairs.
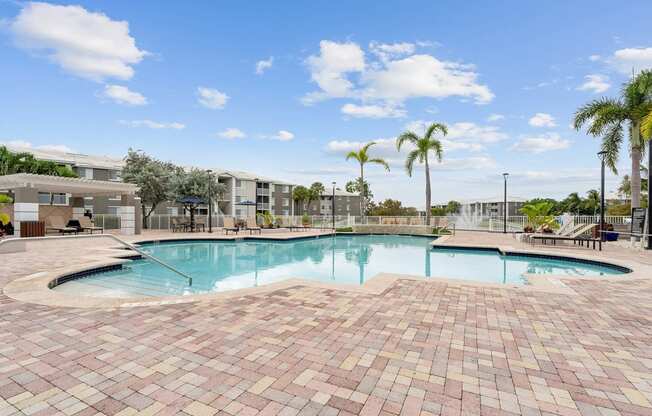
109,170 -> 121,181
235,179 -> 242,188
38,192 -> 68,205
282,198 -> 289,207
167,207 -> 178,216
107,206 -> 120,215
283,185 -> 289,193
78,167 -> 93,179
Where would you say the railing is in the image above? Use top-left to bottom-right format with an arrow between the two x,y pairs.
139,214 -> 632,232
93,214 -> 121,230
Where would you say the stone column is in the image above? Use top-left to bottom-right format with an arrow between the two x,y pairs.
71,197 -> 85,219
13,187 -> 39,237
119,194 -> 136,236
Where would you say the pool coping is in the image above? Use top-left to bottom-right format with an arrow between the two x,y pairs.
4,233 -> 650,309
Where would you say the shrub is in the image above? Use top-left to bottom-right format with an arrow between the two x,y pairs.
336,227 -> 353,232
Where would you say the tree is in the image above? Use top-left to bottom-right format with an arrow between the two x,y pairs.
560,192 -> 583,214
0,194 -> 12,228
346,178 -> 373,214
368,199 -> 418,216
584,189 -> 600,215
0,146 -> 76,177
574,70 -> 652,209
345,142 -> 390,216
308,182 -> 325,210
396,122 -> 446,226
292,185 -> 310,213
121,149 -> 179,228
172,168 -> 226,203
446,200 -> 461,214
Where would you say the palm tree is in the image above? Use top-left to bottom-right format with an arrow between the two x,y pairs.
345,142 -> 390,216
574,70 -> 652,209
396,123 -> 446,226
585,189 -> 600,216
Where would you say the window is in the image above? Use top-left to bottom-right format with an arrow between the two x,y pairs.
38,192 -> 68,205
167,207 -> 178,216
283,185 -> 289,193
77,167 -> 93,179
283,198 -> 289,207
236,179 -> 242,188
109,170 -> 121,181
107,206 -> 120,215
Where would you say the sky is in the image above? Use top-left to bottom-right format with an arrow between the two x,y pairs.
1,0 -> 651,208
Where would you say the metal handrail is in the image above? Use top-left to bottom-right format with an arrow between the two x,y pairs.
0,234 -> 193,286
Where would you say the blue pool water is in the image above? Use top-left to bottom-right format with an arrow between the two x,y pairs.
54,235 -> 627,298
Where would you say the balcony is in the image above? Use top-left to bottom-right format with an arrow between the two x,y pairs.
256,188 -> 270,196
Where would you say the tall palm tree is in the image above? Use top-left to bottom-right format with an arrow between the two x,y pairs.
345,142 -> 390,216
396,123 -> 446,226
574,70 -> 652,209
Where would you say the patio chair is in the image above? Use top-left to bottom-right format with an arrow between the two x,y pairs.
223,217 -> 239,235
245,217 -> 262,235
79,216 -> 103,234
46,216 -> 78,235
170,217 -> 189,233
524,222 -> 584,243
194,217 -> 206,232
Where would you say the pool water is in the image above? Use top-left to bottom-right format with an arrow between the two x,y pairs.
54,235 -> 627,298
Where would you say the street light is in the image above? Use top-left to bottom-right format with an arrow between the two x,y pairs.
598,151 -> 607,242
207,169 -> 213,233
502,173 -> 509,234
332,181 -> 336,230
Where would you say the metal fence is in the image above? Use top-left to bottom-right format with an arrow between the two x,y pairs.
97,213 -> 632,232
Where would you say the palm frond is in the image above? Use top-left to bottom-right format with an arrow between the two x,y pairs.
601,123 -> 624,174
424,122 -> 448,140
396,132 -> 420,151
345,150 -> 360,162
427,139 -> 443,162
573,97 -> 625,135
404,150 -> 419,177
369,158 -> 390,172
642,110 -> 652,139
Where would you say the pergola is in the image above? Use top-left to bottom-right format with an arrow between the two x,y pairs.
0,173 -> 140,236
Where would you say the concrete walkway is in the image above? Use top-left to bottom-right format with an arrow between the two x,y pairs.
0,231 -> 651,415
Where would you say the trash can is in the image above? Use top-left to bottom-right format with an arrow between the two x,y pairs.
20,220 -> 45,238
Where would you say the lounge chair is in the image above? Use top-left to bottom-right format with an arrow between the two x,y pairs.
531,223 -> 602,250
245,217 -> 262,235
79,216 -> 103,234
223,217 -> 239,235
524,222 -> 584,243
171,217 -> 189,232
46,216 -> 77,235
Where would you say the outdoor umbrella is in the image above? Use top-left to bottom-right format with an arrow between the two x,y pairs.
178,196 -> 206,231
236,200 -> 257,221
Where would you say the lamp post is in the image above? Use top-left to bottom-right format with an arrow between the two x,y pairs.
502,173 -> 509,233
332,181 -> 336,230
207,170 -> 213,233
598,151 -> 607,242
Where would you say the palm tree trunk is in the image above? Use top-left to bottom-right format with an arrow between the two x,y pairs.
631,123 -> 642,209
360,164 -> 365,218
425,157 -> 431,226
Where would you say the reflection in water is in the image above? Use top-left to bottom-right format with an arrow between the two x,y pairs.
54,235 -> 626,298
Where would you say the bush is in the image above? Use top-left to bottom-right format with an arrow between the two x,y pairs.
336,227 -> 353,232
432,226 -> 451,235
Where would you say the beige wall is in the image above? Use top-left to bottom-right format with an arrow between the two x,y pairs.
39,205 -> 73,222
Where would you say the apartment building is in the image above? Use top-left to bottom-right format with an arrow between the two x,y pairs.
294,189 -> 361,217
5,146 -> 359,218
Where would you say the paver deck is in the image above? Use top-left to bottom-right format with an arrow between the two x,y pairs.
0,230 -> 651,415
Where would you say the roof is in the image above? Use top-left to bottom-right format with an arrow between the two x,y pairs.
5,145 -> 124,170
0,174 -> 138,196
323,189 -> 358,197
458,196 -> 529,204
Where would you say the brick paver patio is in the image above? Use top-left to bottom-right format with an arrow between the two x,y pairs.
1,231 -> 651,415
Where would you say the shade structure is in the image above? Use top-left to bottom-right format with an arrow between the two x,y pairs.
0,173 -> 138,197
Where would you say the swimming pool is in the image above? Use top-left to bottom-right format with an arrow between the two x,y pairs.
53,235 -> 628,298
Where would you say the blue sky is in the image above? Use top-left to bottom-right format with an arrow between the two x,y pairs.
1,1 -> 651,207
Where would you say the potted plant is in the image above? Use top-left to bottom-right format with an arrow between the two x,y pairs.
301,213 -> 311,227
257,211 -> 275,229
520,202 -> 559,234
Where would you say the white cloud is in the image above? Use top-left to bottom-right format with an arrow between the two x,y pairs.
255,57 -> 274,75
303,40 -> 366,104
487,114 -> 504,122
588,54 -> 601,62
369,41 -> 415,60
341,103 -> 406,119
2,140 -> 74,153
9,2 -> 146,81
362,54 -> 494,105
197,87 -> 229,109
217,128 -> 246,140
119,120 -> 185,129
446,122 -> 508,143
528,113 -> 556,128
102,85 -> 147,106
510,133 -> 570,154
577,74 -> 610,94
612,47 -> 652,73
271,130 -> 294,141
303,40 -> 493,109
